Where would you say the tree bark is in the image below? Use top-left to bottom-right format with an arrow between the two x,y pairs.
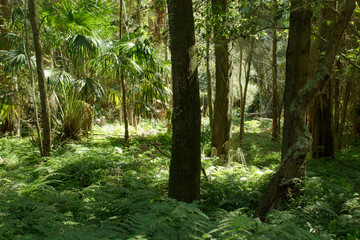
29,0 -> 52,157
271,0 -> 280,142
211,0 -> 232,162
254,0 -> 355,221
239,39 -> 255,146
167,0 -> 201,202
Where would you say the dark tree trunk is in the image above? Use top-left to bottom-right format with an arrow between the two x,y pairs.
29,0 -> 52,157
239,39 -> 255,146
167,0 -> 201,202
281,3 -> 311,163
271,0 -> 280,142
254,0 -> 355,221
311,3 -> 336,159
211,0 -> 232,162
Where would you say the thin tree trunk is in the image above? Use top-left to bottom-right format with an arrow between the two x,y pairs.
333,61 -> 341,137
238,43 -> 243,142
167,0 -> 201,202
206,24 -> 213,131
271,0 -> 280,142
136,0 -> 141,25
337,80 -> 351,150
29,0 -> 52,157
239,39 -> 255,146
23,3 -> 43,154
120,70 -> 129,146
254,0 -> 355,221
119,0 -> 129,146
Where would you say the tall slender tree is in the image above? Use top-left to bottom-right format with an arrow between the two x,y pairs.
271,0 -> 280,142
119,0 -> 129,147
28,0 -> 52,156
167,0 -> 201,202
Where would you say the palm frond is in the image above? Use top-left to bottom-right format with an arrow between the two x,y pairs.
74,78 -> 105,100
0,50 -> 28,71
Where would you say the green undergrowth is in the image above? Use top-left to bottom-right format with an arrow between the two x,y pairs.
0,120 -> 359,239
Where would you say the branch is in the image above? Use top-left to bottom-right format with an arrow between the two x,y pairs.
324,2 -> 360,40
311,31 -> 360,71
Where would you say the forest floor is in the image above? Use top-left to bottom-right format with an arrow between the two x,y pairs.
0,119 -> 359,239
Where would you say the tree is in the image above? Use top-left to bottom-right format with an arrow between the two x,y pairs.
254,0 -> 355,221
211,0 -> 232,162
167,0 -> 201,202
28,0 -> 52,157
271,0 -> 280,142
119,0 -> 129,147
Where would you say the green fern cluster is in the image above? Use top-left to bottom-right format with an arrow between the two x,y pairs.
1,121 -> 360,239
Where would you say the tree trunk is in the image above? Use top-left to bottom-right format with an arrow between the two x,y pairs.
271,0 -> 280,142
120,70 -> 129,146
239,39 -> 255,146
254,0 -> 355,221
333,62 -> 341,138
206,24 -> 213,132
311,3 -> 336,159
211,0 -> 232,162
29,0 -> 52,157
167,0 -> 201,202
154,1 -> 165,44
119,0 -> 129,147
23,5 -> 43,154
337,80 -> 351,150
136,0 -> 141,25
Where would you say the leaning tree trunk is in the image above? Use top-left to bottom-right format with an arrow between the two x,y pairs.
211,0 -> 232,162
167,0 -> 201,202
254,0 -> 355,221
29,0 -> 52,157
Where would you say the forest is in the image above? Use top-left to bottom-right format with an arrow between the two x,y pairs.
0,0 -> 360,239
